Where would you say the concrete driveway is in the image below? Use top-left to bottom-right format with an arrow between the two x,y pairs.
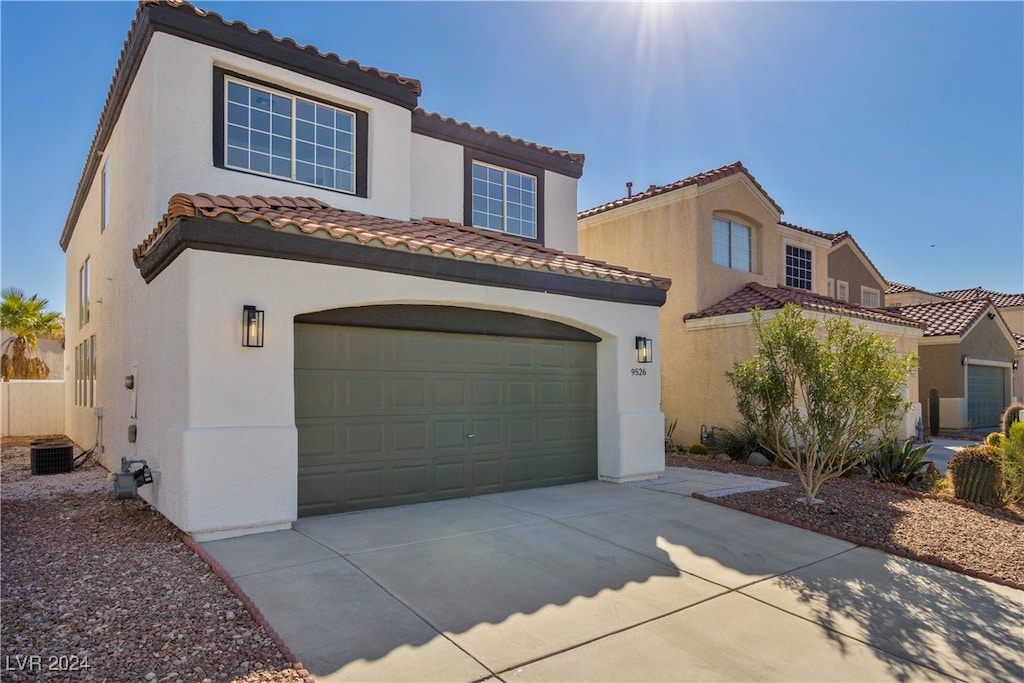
202,468 -> 1023,682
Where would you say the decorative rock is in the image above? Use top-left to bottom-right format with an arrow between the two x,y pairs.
714,453 -> 732,462
747,451 -> 771,467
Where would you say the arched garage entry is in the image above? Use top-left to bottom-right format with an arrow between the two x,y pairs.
294,305 -> 601,516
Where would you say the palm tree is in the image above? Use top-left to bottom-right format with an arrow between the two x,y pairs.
1,288 -> 64,380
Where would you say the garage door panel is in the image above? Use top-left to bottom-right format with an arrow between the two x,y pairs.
392,463 -> 431,499
294,374 -> 337,415
296,323 -> 597,515
968,365 -> 1007,428
469,418 -> 502,447
392,422 -> 429,453
433,460 -> 469,495
471,379 -> 502,407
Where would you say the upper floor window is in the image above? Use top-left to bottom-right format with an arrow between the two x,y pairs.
836,280 -> 850,302
712,217 -> 751,271
471,161 -> 537,238
101,161 -> 110,232
785,245 -> 813,290
215,70 -> 368,197
861,286 -> 881,308
79,258 -> 90,327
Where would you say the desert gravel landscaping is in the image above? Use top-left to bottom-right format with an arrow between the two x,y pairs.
669,452 -> 1024,588
0,440 -> 307,682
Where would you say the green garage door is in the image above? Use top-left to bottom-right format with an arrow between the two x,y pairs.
295,323 -> 597,516
967,365 -> 1007,429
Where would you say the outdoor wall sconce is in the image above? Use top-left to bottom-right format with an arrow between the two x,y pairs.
242,305 -> 264,348
961,354 -> 970,366
987,312 -> 996,320
1014,360 -> 1019,370
635,336 -> 653,364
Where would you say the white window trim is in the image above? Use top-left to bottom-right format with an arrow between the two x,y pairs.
223,75 -> 358,194
827,278 -> 835,298
861,285 -> 881,308
837,280 -> 849,302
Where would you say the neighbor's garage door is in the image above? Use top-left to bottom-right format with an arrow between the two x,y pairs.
295,323 -> 597,516
967,364 -> 1006,428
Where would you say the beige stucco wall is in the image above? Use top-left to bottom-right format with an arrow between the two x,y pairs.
886,290 -> 947,307
578,174 -> 855,445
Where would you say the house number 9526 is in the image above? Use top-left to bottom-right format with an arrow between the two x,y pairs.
630,368 -> 647,376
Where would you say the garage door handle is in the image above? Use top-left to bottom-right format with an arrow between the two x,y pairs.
466,434 -> 475,438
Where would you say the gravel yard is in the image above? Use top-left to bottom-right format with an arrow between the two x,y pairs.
0,441 -> 307,682
669,453 -> 1024,589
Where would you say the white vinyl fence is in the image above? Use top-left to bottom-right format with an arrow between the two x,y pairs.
1,380 -> 65,437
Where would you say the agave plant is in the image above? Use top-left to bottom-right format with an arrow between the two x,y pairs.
869,438 -> 932,485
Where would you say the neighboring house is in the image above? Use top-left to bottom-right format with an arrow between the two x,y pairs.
0,330 -> 65,379
577,162 -> 923,445
889,299 -> 1017,429
884,284 -> 1019,417
61,0 -> 670,540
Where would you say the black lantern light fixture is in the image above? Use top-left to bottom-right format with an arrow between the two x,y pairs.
1014,360 -> 1019,370
961,354 -> 970,366
635,336 -> 653,364
243,305 -> 265,348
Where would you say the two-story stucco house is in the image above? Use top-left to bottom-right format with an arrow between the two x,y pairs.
577,162 -> 923,445
886,284 -> 1022,427
61,0 -> 670,540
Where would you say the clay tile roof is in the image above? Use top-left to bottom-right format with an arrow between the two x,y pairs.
885,281 -> 918,294
888,298 -> 996,337
933,287 -> 1024,308
145,1 -> 421,93
413,109 -> 585,167
578,161 -> 784,219
134,193 -> 672,290
684,282 -> 924,329
778,221 -> 836,241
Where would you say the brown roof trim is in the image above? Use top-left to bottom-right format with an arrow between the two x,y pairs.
577,161 -> 784,219
133,193 -> 670,306
61,0 -> 422,251
412,109 -> 584,179
778,220 -> 835,241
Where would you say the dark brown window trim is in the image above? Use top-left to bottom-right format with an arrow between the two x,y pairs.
213,68 -> 369,198
463,149 -> 545,245
135,217 -> 667,307
296,305 -> 602,342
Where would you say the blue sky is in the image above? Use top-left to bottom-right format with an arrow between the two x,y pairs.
2,1 -> 1022,315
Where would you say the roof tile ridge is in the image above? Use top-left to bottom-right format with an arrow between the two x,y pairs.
414,108 -> 584,164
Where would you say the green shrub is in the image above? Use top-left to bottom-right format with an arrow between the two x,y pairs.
714,423 -> 769,462
1001,422 -> 1024,504
948,445 -> 1005,507
687,443 -> 708,455
986,432 -> 1005,447
869,438 -> 931,486
1001,402 -> 1024,438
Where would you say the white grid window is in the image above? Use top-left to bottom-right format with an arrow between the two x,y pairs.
785,245 -> 813,290
225,79 -> 355,193
471,162 -> 536,238
837,280 -> 850,302
712,217 -> 752,271
862,286 -> 881,308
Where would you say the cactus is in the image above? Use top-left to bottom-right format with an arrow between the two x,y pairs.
928,388 -> 940,436
688,443 -> 708,455
1001,402 -> 1024,438
948,445 -> 1005,508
